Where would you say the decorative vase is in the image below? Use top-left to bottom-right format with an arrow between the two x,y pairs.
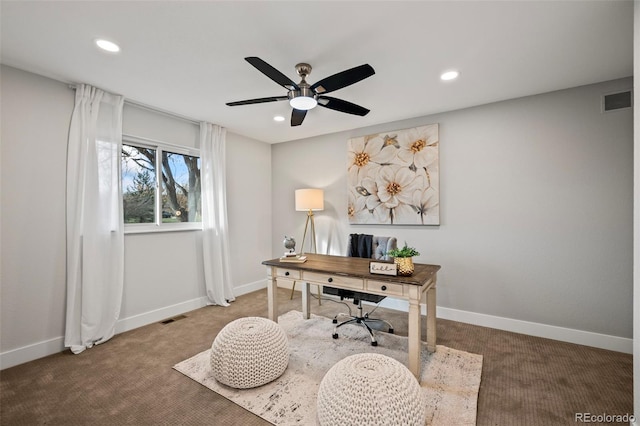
395,257 -> 414,276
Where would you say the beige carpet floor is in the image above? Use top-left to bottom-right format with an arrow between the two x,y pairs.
0,288 -> 633,425
174,310 -> 482,425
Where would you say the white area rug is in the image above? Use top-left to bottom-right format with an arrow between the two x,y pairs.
173,310 -> 483,425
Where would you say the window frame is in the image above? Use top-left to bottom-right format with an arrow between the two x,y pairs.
122,134 -> 202,234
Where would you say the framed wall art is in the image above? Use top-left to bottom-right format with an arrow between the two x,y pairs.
347,124 -> 439,225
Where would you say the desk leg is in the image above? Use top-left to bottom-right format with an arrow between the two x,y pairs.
426,285 -> 437,353
301,281 -> 311,319
267,269 -> 278,322
407,289 -> 422,379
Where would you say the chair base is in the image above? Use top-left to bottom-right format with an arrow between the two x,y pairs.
331,301 -> 393,346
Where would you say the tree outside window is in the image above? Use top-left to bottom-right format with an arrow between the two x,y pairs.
161,151 -> 201,223
122,143 -> 201,226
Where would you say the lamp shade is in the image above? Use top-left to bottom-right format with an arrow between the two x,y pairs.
295,189 -> 324,211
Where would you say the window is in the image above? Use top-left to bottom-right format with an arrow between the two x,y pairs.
121,136 -> 201,231
122,144 -> 156,224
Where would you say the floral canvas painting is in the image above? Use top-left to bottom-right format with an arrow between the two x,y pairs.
347,124 -> 439,225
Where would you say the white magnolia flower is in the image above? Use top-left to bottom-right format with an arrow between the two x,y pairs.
359,175 -> 392,223
367,165 -> 427,224
347,136 -> 397,185
347,186 -> 371,223
396,125 -> 438,170
376,165 -> 425,209
412,186 -> 439,225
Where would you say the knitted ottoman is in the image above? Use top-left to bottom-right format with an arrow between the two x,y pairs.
210,317 -> 289,389
317,353 -> 426,426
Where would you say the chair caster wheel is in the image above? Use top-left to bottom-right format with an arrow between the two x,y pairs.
371,341 -> 378,347
332,319 -> 337,324
389,328 -> 394,334
332,333 -> 339,339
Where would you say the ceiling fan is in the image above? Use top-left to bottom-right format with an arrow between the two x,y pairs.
226,57 -> 375,126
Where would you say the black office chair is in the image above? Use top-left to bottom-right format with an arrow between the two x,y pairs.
323,234 -> 397,346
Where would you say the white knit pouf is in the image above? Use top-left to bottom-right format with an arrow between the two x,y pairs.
317,353 -> 426,426
210,317 -> 289,389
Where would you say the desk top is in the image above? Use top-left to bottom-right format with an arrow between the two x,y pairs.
262,253 -> 440,286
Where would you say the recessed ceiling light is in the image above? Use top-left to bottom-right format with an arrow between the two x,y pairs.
440,70 -> 459,81
95,39 -> 120,53
273,115 -> 285,122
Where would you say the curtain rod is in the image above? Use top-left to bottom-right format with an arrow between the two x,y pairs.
68,84 -> 201,126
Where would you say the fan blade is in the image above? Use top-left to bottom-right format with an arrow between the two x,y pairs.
318,96 -> 370,116
310,64 -> 375,94
245,57 -> 300,90
291,108 -> 307,126
226,96 -> 288,106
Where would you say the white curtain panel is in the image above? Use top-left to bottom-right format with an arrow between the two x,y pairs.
65,84 -> 124,354
200,122 -> 235,306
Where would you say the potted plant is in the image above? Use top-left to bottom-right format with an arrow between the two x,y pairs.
387,242 -> 420,276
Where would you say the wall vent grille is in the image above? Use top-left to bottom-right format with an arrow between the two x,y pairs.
602,90 -> 632,112
160,314 -> 187,324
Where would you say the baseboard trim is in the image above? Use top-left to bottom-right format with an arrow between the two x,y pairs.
3,283 -> 631,370
0,296 -> 212,370
234,279 -> 267,296
377,298 -> 632,354
1,280 -> 268,370
114,296 -> 208,334
289,287 -> 631,352
0,336 -> 66,371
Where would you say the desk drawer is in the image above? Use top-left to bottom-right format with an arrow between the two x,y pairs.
366,280 -> 404,297
276,268 -> 301,280
304,272 -> 363,290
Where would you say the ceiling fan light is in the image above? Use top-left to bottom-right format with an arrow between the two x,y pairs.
289,96 -> 318,110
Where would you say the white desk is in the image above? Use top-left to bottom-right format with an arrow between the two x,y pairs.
262,253 -> 440,378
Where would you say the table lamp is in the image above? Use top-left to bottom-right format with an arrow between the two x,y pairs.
295,188 -> 324,254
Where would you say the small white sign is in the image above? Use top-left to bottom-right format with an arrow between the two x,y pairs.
369,261 -> 397,276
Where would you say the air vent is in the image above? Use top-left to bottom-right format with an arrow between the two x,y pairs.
160,314 -> 187,324
603,90 -> 632,112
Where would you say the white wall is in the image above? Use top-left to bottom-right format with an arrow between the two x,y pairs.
226,132 -> 272,294
119,105 -> 272,320
120,103 -> 206,323
123,103 -> 199,148
1,65 -> 72,358
272,78 -> 633,351
0,62 -> 631,368
0,66 -> 272,368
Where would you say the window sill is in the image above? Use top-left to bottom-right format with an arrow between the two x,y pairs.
124,224 -> 203,234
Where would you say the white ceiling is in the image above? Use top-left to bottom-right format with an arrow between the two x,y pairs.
1,1 -> 633,144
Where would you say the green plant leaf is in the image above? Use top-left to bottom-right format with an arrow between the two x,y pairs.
386,242 -> 420,258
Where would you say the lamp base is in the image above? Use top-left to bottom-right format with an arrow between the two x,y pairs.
300,210 -> 317,254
